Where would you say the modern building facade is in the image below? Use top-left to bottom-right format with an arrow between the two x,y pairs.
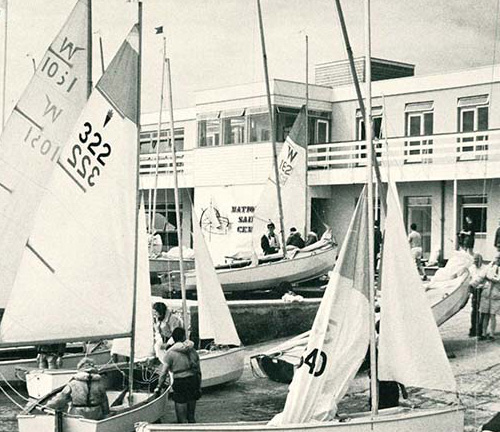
140,59 -> 500,264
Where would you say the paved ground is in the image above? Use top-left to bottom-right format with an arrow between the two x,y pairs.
0,301 -> 499,431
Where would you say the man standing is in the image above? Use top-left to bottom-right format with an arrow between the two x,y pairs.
261,222 -> 281,255
408,223 -> 427,280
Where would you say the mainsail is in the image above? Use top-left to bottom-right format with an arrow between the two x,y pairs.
378,182 -> 456,392
0,26 -> 140,346
252,105 -> 307,252
271,187 -> 370,424
0,0 -> 90,308
193,211 -> 241,346
111,197 -> 155,360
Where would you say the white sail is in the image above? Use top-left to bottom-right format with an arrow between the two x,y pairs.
378,182 -> 456,392
271,187 -> 370,425
0,0 -> 90,308
193,211 -> 241,346
111,197 -> 155,360
0,26 -> 140,346
252,105 -> 307,253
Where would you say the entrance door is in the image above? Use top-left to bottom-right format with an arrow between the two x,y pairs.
406,197 -> 432,259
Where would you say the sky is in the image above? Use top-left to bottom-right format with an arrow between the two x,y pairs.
5,0 -> 500,114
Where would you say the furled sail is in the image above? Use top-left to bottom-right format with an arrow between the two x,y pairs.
0,26 -> 140,346
270,187 -> 370,425
378,182 -> 456,392
0,0 -> 90,308
111,197 -> 155,360
193,211 -> 241,346
252,105 -> 307,253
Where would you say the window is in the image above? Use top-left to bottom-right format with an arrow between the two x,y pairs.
140,128 -> 184,154
403,101 -> 434,164
222,109 -> 246,145
405,196 -> 432,258
276,106 -> 299,142
248,107 -> 270,143
198,112 -> 221,147
461,195 -> 487,235
457,95 -> 489,161
356,107 -> 383,162
316,120 -> 329,144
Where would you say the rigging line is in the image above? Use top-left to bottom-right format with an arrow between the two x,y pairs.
0,371 -> 30,402
0,381 -> 25,410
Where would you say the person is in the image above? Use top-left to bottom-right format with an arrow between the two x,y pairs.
374,220 -> 383,272
495,218 -> 500,251
156,327 -> 201,423
305,231 -> 318,247
261,222 -> 280,255
149,230 -> 163,257
286,227 -> 305,249
153,302 -> 183,358
480,253 -> 500,341
36,343 -> 66,369
408,223 -> 427,280
46,357 -> 109,420
460,216 -> 475,254
469,253 -> 487,337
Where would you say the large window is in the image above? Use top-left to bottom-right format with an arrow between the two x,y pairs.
140,128 -> 184,154
457,95 -> 489,161
461,195 -> 487,235
222,109 -> 246,145
198,112 -> 221,147
356,107 -> 383,141
405,196 -> 432,258
276,106 -> 299,142
403,101 -> 434,164
248,107 -> 270,142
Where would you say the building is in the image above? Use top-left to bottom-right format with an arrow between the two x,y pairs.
140,59 -> 500,264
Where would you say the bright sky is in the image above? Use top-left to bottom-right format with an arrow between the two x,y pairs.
6,0 -> 500,114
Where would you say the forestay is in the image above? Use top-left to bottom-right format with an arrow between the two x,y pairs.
270,187 -> 370,425
193,211 -> 241,346
111,198 -> 155,360
378,182 -> 456,392
251,105 -> 307,252
0,26 -> 140,346
0,0 -> 90,309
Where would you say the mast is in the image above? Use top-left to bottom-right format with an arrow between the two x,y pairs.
1,0 -> 7,130
87,0 -> 92,97
304,34 -> 309,238
99,34 -> 105,75
364,0 -> 378,415
151,36 -> 166,233
256,0 -> 287,258
166,57 -> 189,331
129,0 -> 143,402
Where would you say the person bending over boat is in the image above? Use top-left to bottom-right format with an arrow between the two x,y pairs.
153,302 -> 183,356
155,327 -> 201,423
46,357 -> 109,420
286,227 -> 305,249
261,222 -> 281,255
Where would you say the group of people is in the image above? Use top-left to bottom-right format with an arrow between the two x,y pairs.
469,252 -> 500,340
46,302 -> 201,424
260,222 -> 319,255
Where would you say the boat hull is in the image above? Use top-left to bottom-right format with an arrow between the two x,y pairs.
19,390 -> 168,432
149,258 -> 195,274
185,246 -> 337,292
136,406 -> 464,432
199,347 -> 244,388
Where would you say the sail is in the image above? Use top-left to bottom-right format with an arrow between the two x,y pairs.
0,26 -> 140,346
193,211 -> 241,346
0,0 -> 90,308
111,197 -> 155,360
271,187 -> 370,425
378,182 -> 456,392
252,105 -> 307,253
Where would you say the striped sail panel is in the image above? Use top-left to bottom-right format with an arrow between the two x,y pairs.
378,182 -> 456,392
0,0 -> 90,308
194,210 -> 241,346
252,105 -> 307,252
270,187 -> 370,424
0,26 -> 140,346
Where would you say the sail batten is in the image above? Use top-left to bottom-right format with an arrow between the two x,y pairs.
0,26 -> 142,347
378,182 -> 456,392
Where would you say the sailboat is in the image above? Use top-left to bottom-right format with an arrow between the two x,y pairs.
184,106 -> 338,294
0,0 -> 112,376
1,12 -> 169,432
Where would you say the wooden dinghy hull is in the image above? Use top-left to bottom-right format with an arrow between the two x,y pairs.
185,245 -> 337,293
136,406 -> 464,432
199,347 -> 244,388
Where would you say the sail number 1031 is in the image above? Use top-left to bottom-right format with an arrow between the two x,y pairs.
67,122 -> 112,187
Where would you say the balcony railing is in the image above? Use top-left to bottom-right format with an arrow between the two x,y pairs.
139,151 -> 190,176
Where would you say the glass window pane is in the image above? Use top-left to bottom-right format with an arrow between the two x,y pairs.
373,117 -> 383,139
424,113 -> 433,135
463,207 -> 487,233
198,120 -> 207,147
223,117 -> 245,145
461,110 -> 474,132
316,120 -> 329,143
409,115 -> 421,136
249,113 -> 270,142
478,107 -> 489,131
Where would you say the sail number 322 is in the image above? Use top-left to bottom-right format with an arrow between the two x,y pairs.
67,122 -> 112,187
299,348 -> 327,377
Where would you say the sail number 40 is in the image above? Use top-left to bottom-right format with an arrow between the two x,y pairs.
299,348 -> 327,377
67,122 -> 112,188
